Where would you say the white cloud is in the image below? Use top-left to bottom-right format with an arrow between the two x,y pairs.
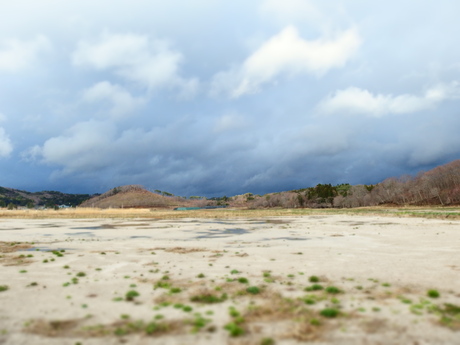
0,35 -> 50,72
213,113 -> 247,133
0,112 -> 6,122
82,81 -> 146,118
72,32 -> 198,94
260,0 -> 322,25
72,33 -> 149,69
0,128 -> 13,157
212,26 -> 361,98
317,81 -> 460,117
39,120 -> 117,173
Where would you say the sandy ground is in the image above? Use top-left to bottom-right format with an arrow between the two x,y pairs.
0,214 -> 459,345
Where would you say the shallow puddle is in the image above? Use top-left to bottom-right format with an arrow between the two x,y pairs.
65,231 -> 96,237
70,226 -> 106,230
39,224 -> 61,228
266,237 -> 309,241
194,228 -> 249,239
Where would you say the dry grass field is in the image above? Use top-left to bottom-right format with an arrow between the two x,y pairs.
1,206 -> 460,220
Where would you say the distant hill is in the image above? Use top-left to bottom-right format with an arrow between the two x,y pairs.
2,159 -> 460,210
238,159 -> 460,209
0,186 -> 93,208
79,185 -> 194,209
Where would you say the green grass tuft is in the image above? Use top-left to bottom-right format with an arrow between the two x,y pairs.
427,289 -> 440,298
320,308 -> 339,318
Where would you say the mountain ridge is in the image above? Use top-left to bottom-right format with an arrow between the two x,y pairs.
2,159 -> 460,209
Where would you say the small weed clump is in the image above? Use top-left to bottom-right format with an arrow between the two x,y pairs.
76,272 -> 86,277
400,297 -> 412,304
320,308 -> 339,318
246,286 -> 260,295
169,287 -> 182,294
325,286 -> 341,294
230,270 -> 240,274
427,289 -> 440,298
304,298 -> 316,305
188,314 -> 212,333
155,281 -> 171,289
437,303 -> 460,329
0,285 -> 8,292
224,322 -> 244,337
197,273 -> 205,278
182,305 -> 193,312
237,277 -> 249,284
309,276 -> 320,283
305,284 -> 323,292
125,290 -> 140,301
229,307 -> 240,318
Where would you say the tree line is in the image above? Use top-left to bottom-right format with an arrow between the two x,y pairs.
225,159 -> 460,209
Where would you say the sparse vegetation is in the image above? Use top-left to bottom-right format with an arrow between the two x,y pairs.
125,290 -> 140,301
305,284 -> 323,291
320,308 -> 339,318
428,289 -> 440,298
325,286 -> 341,294
224,322 -> 245,337
191,293 -> 227,304
309,276 -> 320,283
237,277 -> 249,284
246,286 -> 260,295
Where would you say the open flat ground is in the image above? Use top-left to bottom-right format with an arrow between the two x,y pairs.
0,208 -> 459,344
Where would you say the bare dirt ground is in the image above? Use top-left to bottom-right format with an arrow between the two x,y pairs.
0,213 -> 459,344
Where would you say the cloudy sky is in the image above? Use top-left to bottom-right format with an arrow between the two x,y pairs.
1,0 -> 460,197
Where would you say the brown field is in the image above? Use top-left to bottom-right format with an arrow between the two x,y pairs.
1,205 -> 460,220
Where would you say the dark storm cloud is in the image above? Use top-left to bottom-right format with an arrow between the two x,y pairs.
1,0 -> 460,196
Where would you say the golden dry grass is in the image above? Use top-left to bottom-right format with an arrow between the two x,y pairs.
1,206 -> 460,219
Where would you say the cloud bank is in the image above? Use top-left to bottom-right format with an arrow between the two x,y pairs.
1,1 -> 460,196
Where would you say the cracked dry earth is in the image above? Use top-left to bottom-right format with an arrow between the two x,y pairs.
0,215 -> 459,344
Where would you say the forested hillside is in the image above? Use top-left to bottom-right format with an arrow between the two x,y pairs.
0,187 -> 92,208
237,159 -> 460,209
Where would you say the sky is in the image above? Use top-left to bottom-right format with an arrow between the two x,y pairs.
1,0 -> 460,197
